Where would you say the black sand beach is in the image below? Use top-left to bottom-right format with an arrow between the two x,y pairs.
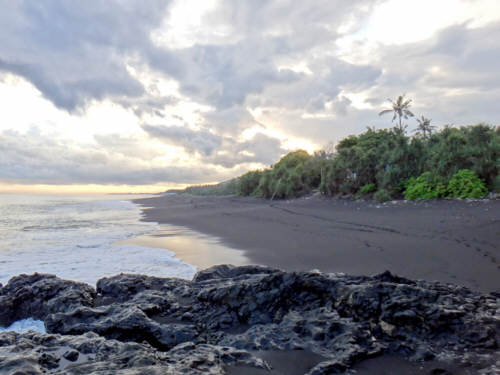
134,194 -> 500,293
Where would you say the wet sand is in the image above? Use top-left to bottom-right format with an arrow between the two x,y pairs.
133,194 -> 500,293
116,224 -> 252,270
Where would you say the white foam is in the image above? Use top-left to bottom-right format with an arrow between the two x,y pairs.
0,318 -> 46,334
0,243 -> 196,286
0,194 -> 197,287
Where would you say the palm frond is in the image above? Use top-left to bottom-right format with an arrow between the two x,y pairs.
403,102 -> 412,110
378,109 -> 393,116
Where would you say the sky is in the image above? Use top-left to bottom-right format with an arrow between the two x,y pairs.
0,0 -> 499,193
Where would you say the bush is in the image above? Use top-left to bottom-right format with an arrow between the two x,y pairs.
237,171 -> 263,196
319,158 -> 352,196
447,169 -> 488,198
183,179 -> 238,196
204,124 -> 498,201
256,150 -> 321,199
426,124 -> 499,190
374,189 -> 391,202
404,172 -> 447,200
359,183 -> 376,196
494,175 -> 500,193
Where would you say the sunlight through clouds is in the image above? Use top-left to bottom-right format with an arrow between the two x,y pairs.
0,0 -> 498,192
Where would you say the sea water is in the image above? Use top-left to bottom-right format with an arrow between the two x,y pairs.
0,193 -> 197,333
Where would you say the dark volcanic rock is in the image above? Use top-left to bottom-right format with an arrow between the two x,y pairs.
0,273 -> 95,327
0,266 -> 498,374
0,331 -> 266,374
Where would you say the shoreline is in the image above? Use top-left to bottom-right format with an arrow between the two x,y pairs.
115,223 -> 252,271
133,194 -> 500,293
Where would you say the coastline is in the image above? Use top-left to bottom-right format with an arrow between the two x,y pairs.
115,223 -> 252,271
133,194 -> 500,293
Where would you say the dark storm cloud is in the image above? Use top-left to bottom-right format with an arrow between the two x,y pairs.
0,0 -> 379,113
0,0 -> 174,111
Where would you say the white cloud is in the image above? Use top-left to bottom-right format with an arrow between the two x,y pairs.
0,0 -> 498,191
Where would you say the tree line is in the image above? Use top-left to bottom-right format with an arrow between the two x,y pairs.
172,96 -> 499,201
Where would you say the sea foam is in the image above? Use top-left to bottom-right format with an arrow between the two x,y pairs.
0,318 -> 46,334
0,194 -> 197,286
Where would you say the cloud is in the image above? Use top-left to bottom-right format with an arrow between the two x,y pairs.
0,129 -> 232,185
1,1 -> 499,189
141,124 -> 222,156
0,0 -> 380,114
206,132 -> 286,168
142,124 -> 285,168
203,105 -> 260,135
93,134 -> 164,160
362,21 -> 500,128
0,0 -> 174,111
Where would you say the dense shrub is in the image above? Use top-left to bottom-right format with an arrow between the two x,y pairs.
358,183 -> 376,196
426,124 -> 499,190
374,189 -> 391,202
256,150 -> 320,199
447,169 -> 488,198
183,179 -> 238,196
235,150 -> 324,199
319,157 -> 352,196
320,128 -> 426,198
177,124 -> 498,201
237,171 -> 264,196
404,172 -> 447,200
321,124 -> 498,199
494,175 -> 500,193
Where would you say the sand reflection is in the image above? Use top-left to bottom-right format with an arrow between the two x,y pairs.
115,224 -> 252,271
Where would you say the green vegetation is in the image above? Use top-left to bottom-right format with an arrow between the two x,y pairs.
404,172 -> 447,200
405,169 -> 488,200
235,123 -> 498,200
447,169 -> 488,199
373,189 -> 392,203
235,150 -> 325,199
170,179 -> 239,196
169,95 -> 498,202
359,183 -> 376,196
237,171 -> 264,196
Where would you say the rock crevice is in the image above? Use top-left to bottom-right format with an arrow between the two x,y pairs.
0,265 -> 498,374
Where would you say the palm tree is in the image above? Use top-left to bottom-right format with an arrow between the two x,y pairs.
414,115 -> 435,138
379,94 -> 414,133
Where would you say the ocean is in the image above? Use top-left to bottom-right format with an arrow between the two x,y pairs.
0,194 -> 196,287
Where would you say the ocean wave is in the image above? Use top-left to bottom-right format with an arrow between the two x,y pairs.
0,194 -> 196,286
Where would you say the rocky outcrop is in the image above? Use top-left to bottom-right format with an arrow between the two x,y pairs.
0,265 -> 498,374
0,331 -> 267,374
0,273 -> 95,327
